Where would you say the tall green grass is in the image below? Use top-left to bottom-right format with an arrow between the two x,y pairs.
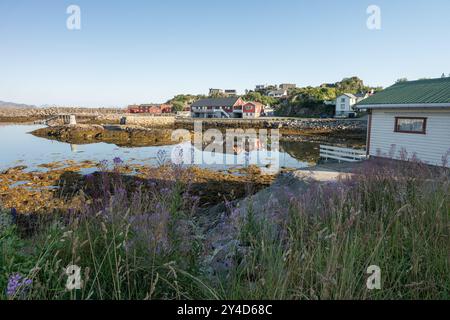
1,159 -> 449,300
226,159 -> 449,299
1,165 -> 217,300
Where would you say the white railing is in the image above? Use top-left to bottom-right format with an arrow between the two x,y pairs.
35,114 -> 76,126
216,108 -> 230,118
320,145 -> 368,163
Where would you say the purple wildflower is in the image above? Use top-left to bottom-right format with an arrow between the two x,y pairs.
98,160 -> 109,170
6,273 -> 32,299
113,157 -> 124,165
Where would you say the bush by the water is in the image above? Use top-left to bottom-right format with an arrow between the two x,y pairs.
1,158 -> 449,300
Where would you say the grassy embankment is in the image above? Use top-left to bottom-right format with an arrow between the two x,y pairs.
1,158 -> 449,300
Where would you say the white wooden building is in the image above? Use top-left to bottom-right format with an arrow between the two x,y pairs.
357,78 -> 450,167
335,93 -> 369,118
267,89 -> 288,98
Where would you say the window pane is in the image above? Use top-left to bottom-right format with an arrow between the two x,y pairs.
396,118 -> 425,133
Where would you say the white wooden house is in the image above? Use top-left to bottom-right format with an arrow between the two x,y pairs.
267,89 -> 288,98
357,78 -> 450,167
335,93 -> 369,118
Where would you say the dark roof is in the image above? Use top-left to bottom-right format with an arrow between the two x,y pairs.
340,93 -> 357,99
244,101 -> 264,107
191,97 -> 240,108
357,77 -> 450,108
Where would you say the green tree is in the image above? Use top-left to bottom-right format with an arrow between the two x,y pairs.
243,92 -> 278,106
171,101 -> 186,112
396,78 -> 408,83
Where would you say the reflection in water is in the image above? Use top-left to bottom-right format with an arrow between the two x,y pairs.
280,141 -> 321,164
173,140 -> 281,174
198,137 -> 269,155
172,131 -> 285,174
0,124 -> 319,172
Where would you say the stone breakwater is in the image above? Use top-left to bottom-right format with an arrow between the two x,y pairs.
0,107 -> 125,122
120,115 -> 175,127
175,118 -> 367,133
0,107 -> 178,127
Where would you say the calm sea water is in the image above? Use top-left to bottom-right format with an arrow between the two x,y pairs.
0,124 -> 320,172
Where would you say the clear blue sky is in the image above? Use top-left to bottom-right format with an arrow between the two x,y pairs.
1,0 -> 450,107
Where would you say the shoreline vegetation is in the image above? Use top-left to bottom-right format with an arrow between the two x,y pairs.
0,160 -> 277,215
1,157 -> 448,300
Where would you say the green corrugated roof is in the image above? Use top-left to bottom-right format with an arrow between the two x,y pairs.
358,77 -> 450,106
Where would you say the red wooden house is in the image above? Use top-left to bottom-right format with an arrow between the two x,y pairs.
242,102 -> 263,118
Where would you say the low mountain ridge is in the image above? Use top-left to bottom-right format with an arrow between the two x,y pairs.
0,100 -> 37,109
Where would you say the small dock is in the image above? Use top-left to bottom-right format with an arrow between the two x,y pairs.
35,114 -> 77,126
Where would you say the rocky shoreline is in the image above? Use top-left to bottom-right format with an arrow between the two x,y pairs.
31,124 -> 180,147
0,161 -> 276,215
175,117 -> 367,132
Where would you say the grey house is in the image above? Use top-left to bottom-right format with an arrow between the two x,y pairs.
191,97 -> 246,118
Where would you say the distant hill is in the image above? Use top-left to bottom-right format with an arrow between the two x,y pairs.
0,100 -> 36,109
276,76 -> 384,117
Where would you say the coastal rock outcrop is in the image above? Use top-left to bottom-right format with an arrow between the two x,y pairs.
31,124 -> 178,147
